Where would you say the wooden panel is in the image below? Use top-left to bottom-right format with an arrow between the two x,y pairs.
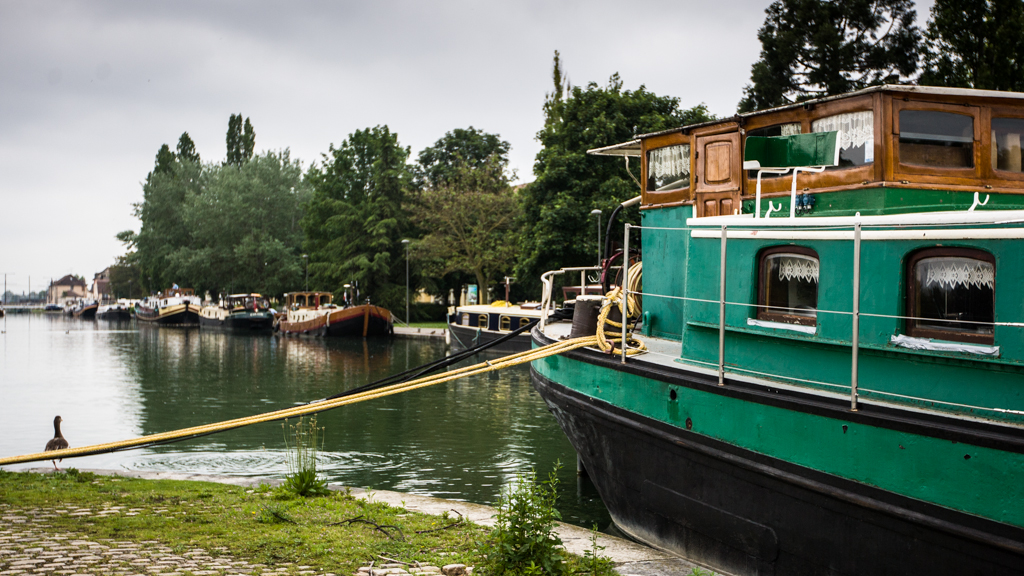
694,129 -> 741,194
695,191 -> 741,218
706,143 -> 731,183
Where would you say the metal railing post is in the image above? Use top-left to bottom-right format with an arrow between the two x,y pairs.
851,222 -> 861,411
719,224 -> 727,386
621,224 -> 630,364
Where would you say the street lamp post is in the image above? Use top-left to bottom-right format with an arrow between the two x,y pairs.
401,239 -> 411,325
590,209 -> 603,264
301,254 -> 308,291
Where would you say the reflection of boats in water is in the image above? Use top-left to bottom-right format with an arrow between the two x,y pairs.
136,288 -> 201,326
72,300 -> 98,319
200,293 -> 274,331
44,304 -> 63,313
531,86 -> 1024,575
447,302 -> 542,353
277,292 -> 392,337
97,300 -> 133,321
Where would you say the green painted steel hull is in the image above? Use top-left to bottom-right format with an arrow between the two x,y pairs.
530,331 -> 1024,574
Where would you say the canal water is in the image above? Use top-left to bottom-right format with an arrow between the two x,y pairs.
0,313 -> 611,529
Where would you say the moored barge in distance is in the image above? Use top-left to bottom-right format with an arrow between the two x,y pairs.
71,300 -> 98,319
531,85 -> 1024,575
199,293 -> 274,331
447,302 -> 543,353
135,287 -> 201,326
277,291 -> 392,337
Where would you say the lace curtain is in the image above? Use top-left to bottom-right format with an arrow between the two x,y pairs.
777,256 -> 819,283
648,144 -> 690,190
779,123 -> 801,136
921,257 -> 994,290
812,111 -> 874,162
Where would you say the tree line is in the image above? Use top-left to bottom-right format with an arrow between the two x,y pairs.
739,0 -> 1024,111
113,54 -> 712,313
114,0 -> 1024,314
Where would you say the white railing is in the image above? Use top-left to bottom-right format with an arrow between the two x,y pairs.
540,216 -> 1024,417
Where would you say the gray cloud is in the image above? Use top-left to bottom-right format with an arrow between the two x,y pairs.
0,0 -> 933,292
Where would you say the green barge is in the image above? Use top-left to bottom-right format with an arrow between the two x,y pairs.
531,85 -> 1024,575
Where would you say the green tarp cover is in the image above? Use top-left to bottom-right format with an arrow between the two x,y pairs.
744,131 -> 839,169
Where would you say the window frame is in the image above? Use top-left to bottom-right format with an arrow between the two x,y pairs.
985,106 -> 1024,183
477,314 -> 488,329
642,132 -> 692,207
756,246 -> 820,327
892,100 -> 981,182
500,315 -> 511,331
519,317 -> 532,328
905,247 -> 996,345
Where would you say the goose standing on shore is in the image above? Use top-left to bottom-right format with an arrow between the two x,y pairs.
44,415 -> 69,470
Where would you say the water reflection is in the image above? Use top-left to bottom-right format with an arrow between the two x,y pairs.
0,314 -> 609,528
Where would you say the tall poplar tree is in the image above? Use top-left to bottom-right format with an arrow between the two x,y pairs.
919,0 -> 1024,92
225,114 -> 255,166
738,0 -> 921,112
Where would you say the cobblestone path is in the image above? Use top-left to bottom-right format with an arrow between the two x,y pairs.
0,504 -> 333,576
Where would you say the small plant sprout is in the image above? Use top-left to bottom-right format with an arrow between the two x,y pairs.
282,416 -> 329,497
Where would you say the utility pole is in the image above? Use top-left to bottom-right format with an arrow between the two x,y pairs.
402,239 -> 411,324
591,209 -> 603,264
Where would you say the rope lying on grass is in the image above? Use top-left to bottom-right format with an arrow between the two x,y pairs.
1,289 -> 646,467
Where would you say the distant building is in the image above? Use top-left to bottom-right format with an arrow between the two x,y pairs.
48,274 -> 88,304
91,268 -> 111,302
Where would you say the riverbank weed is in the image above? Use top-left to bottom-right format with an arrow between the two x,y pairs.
282,416 -> 329,497
480,464 -> 566,576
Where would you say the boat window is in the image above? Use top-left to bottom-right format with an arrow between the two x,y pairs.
757,247 -> 819,326
745,123 -> 801,178
647,144 -> 690,191
899,110 -> 974,168
461,313 -> 469,325
992,117 -> 1024,173
500,316 -> 511,331
477,314 -> 488,328
520,317 -> 532,328
812,110 -> 873,168
907,248 -> 994,344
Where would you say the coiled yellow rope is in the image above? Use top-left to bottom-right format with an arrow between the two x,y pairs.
2,282 -> 648,467
595,262 -> 646,355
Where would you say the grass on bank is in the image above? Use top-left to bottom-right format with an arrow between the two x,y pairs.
407,322 -> 448,329
0,469 -> 485,573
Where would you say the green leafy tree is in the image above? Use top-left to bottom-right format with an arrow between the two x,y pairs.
738,0 -> 921,112
416,127 -> 511,189
516,54 -> 714,294
166,151 -> 308,296
919,0 -> 1024,91
302,126 -> 414,310
176,132 -> 200,164
132,145 -> 203,291
226,114 -> 255,166
410,154 -> 519,305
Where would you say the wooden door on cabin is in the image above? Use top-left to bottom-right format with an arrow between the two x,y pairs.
694,130 -> 742,217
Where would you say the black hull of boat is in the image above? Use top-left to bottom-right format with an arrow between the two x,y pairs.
448,323 -> 531,353
136,309 -> 200,326
73,306 -> 97,319
321,313 -> 391,337
200,315 -> 274,331
528,321 -> 1024,576
96,310 -> 132,321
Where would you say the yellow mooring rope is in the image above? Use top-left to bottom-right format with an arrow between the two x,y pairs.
0,289 -> 646,467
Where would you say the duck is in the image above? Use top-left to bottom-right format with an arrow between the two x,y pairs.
44,415 -> 69,471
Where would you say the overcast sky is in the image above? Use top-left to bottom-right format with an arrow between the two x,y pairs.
0,0 -> 935,295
